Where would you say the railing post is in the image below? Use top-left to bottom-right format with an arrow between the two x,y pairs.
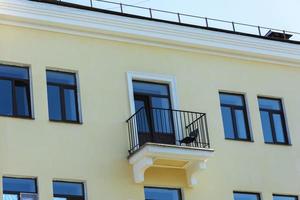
283,30 -> 286,40
205,17 -> 209,27
177,13 -> 181,23
258,26 -> 262,36
120,3 -> 123,13
232,22 -> 235,32
149,8 -> 153,18
90,0 -> 93,7
204,114 -> 210,148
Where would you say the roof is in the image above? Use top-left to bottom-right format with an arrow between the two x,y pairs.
30,0 -> 300,45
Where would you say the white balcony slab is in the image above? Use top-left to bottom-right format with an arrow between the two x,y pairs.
128,143 -> 214,187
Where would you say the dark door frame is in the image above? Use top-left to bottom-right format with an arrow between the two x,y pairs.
133,80 -> 175,145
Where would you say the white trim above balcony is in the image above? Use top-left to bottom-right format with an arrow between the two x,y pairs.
0,0 -> 300,67
128,143 -> 214,187
126,71 -> 178,115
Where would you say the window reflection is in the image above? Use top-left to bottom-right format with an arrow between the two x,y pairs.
234,192 -> 260,200
144,187 -> 182,200
46,70 -> 79,123
53,181 -> 85,200
219,93 -> 251,141
273,195 -> 298,200
258,97 -> 288,144
0,65 -> 31,118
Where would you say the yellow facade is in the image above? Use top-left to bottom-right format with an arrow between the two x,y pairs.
0,1 -> 300,199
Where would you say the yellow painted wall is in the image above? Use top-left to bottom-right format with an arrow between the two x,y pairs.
0,24 -> 299,200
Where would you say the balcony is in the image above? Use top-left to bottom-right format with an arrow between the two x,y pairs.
126,107 -> 214,186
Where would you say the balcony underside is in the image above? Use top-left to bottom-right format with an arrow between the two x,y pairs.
128,143 -> 214,187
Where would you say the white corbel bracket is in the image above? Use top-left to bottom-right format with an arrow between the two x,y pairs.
131,156 -> 153,183
186,160 -> 207,187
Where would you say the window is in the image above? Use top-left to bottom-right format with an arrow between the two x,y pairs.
144,187 -> 182,200
46,70 -> 80,123
2,177 -> 38,200
258,97 -> 289,144
234,192 -> 261,200
53,181 -> 85,200
133,81 -> 175,145
0,64 -> 32,118
273,195 -> 298,200
219,92 -> 251,141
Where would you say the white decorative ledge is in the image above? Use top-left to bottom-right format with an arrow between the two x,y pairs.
128,143 -> 214,187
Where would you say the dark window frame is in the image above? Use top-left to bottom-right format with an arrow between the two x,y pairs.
258,97 -> 289,145
2,176 -> 38,200
273,194 -> 299,200
46,70 -> 80,124
233,191 -> 261,200
144,187 -> 182,200
0,64 -> 32,119
220,92 -> 252,141
53,180 -> 85,200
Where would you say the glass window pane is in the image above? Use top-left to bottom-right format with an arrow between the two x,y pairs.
135,100 -> 150,133
234,193 -> 260,200
15,83 -> 30,116
0,80 -> 13,115
273,114 -> 286,143
152,97 -> 172,134
47,85 -> 62,121
20,193 -> 38,200
3,194 -> 18,200
3,177 -> 37,193
260,111 -> 273,143
0,65 -> 28,79
258,98 -> 281,110
273,195 -> 297,200
152,108 -> 173,134
235,110 -> 248,139
144,187 -> 181,200
47,71 -> 76,85
221,106 -> 235,139
64,89 -> 78,121
53,181 -> 84,196
220,93 -> 243,106
151,97 -> 170,109
133,81 -> 169,96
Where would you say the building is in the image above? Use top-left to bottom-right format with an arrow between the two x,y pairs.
0,0 -> 300,199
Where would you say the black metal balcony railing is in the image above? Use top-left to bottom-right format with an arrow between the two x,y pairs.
31,0 -> 300,44
126,107 -> 210,154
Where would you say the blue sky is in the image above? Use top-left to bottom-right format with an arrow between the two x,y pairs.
69,0 -> 300,33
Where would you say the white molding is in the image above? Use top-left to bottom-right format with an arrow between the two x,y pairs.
132,156 -> 153,183
0,0 -> 300,67
128,143 -> 214,186
127,71 -> 178,114
126,71 -> 179,149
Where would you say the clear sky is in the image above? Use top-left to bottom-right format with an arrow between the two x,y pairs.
70,0 -> 300,33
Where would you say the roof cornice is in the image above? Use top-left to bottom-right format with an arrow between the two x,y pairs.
0,0 -> 300,67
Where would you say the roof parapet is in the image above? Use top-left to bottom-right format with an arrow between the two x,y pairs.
29,0 -> 300,45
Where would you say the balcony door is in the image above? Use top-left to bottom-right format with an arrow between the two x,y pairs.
133,81 -> 175,146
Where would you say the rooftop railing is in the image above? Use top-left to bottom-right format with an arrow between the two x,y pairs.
31,0 -> 300,44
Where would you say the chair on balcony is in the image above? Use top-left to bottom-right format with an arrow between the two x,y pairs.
179,128 -> 199,145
